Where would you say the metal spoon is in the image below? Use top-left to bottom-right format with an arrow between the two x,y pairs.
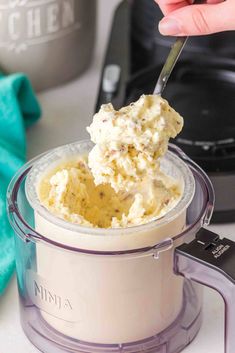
153,0 -> 204,95
153,36 -> 188,95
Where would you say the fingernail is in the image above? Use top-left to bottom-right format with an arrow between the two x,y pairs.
159,18 -> 181,35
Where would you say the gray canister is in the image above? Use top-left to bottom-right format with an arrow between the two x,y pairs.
0,0 -> 96,91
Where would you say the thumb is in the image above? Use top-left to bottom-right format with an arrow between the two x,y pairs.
159,2 -> 235,36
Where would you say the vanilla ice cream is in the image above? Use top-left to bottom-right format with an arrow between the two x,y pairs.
38,95 -> 183,228
87,94 -> 183,193
38,156 -> 182,228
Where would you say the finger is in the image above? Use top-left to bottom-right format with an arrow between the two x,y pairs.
158,2 -> 235,36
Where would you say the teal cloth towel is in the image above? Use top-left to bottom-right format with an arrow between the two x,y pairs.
0,73 -> 41,295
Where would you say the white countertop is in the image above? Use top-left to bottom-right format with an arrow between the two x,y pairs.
0,1 -> 234,352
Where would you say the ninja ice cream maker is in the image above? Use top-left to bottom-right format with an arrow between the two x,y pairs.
7,140 -> 235,353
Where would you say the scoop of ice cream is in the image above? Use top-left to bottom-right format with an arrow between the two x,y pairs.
87,94 -> 183,193
38,157 -> 181,228
38,94 -> 184,229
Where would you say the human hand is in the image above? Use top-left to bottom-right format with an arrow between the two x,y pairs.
155,0 -> 235,36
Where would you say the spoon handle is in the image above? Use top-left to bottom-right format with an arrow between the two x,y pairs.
153,36 -> 188,95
